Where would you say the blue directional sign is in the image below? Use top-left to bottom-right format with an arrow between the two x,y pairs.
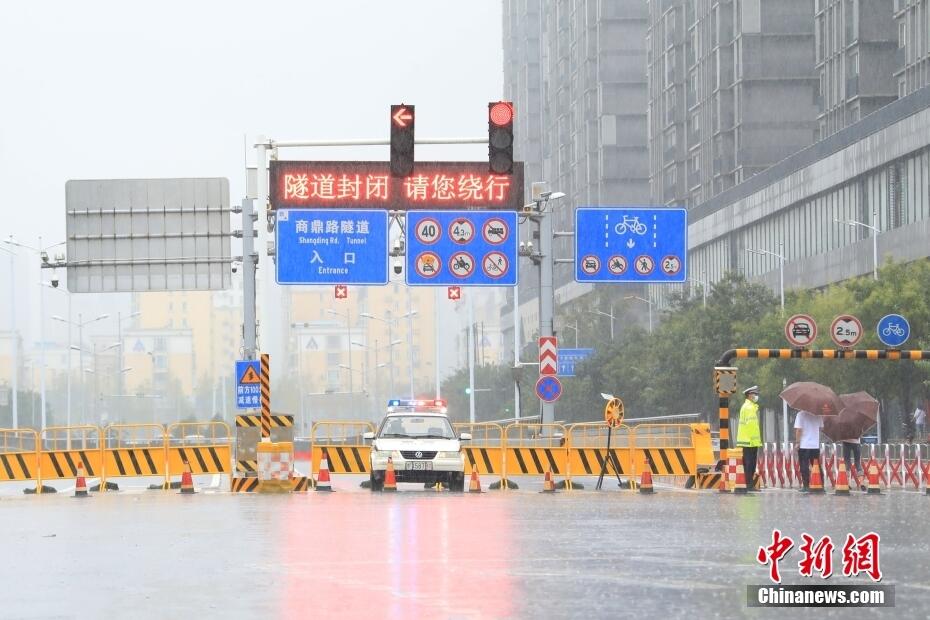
235,360 -> 261,410
877,314 -> 910,348
405,210 -> 517,286
575,207 -> 687,283
535,375 -> 562,403
558,348 -> 595,377
276,209 -> 389,285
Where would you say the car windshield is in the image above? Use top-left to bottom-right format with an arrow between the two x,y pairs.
378,415 -> 455,439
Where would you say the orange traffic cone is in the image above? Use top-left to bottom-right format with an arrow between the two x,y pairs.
383,456 -> 397,492
639,458 -> 655,494
468,464 -> 482,493
74,462 -> 89,498
866,461 -> 882,495
541,467 -> 556,493
180,460 -> 195,494
834,460 -> 850,496
733,459 -> 748,494
316,450 -> 333,492
808,459 -> 825,494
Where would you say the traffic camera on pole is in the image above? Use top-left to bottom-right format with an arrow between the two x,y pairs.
488,101 -> 514,174
390,104 -> 415,178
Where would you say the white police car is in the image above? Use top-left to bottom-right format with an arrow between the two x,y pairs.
364,399 -> 471,491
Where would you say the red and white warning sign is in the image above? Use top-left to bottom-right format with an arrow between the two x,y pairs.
784,314 -> 818,347
634,255 -> 655,276
830,314 -> 863,348
482,251 -> 509,279
607,255 -> 627,275
448,218 -> 475,244
482,217 -> 510,245
539,336 -> 558,376
447,286 -> 461,300
415,252 -> 441,279
661,255 -> 682,276
448,251 -> 475,278
580,255 -> 600,275
334,285 -> 348,299
414,217 -> 441,245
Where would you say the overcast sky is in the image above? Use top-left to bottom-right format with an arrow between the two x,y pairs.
0,1 -> 504,347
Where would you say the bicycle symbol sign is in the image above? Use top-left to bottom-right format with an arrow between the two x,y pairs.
448,251 -> 475,278
482,252 -> 509,279
449,218 -> 475,244
877,313 -> 910,347
614,215 -> 648,235
633,255 -> 654,276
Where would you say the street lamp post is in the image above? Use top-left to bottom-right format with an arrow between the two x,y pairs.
687,270 -> 708,308
745,243 -> 785,312
0,246 -> 17,428
834,209 -> 880,280
117,312 -> 140,399
56,312 -> 109,426
325,308 -> 354,395
624,296 -> 653,334
561,320 -> 580,348
586,307 -> 615,341
361,311 -> 416,399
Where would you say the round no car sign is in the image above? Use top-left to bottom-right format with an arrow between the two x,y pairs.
784,314 -> 817,347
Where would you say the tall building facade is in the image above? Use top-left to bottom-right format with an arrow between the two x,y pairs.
816,0 -> 897,138
502,0 -> 651,344
894,0 -> 930,96
647,0 -> 819,207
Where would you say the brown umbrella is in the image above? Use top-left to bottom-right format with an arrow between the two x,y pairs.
823,392 -> 879,441
779,381 -> 843,417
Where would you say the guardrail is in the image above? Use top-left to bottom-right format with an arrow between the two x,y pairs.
0,428 -> 40,485
310,421 -> 375,474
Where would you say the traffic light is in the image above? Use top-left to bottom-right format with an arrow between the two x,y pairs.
488,101 -> 514,174
390,104 -> 415,177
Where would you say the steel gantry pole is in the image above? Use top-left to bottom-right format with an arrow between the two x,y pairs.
513,277 -> 521,420
0,247 -> 17,428
467,293 -> 476,424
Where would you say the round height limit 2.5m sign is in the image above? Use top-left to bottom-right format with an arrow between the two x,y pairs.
830,314 -> 863,348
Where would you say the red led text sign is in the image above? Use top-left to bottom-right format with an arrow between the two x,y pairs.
269,161 -> 524,211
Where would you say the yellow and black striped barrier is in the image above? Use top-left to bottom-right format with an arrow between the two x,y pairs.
167,445 -> 231,475
697,471 -> 723,489
235,414 -> 293,428
104,447 -> 165,477
568,448 -> 631,476
505,447 -> 568,475
311,445 -> 370,473
260,353 -> 271,439
463,446 -> 503,475
40,449 -> 102,480
0,429 -> 39,483
232,477 -> 259,492
236,459 -> 258,474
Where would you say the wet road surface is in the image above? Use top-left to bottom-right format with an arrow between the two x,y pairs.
1,479 -> 927,619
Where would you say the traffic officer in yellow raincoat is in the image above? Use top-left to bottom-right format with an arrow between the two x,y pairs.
737,385 -> 762,491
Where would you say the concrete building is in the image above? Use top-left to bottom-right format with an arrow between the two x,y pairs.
501,0 -> 651,354
816,0 -> 897,138
894,0 -> 930,97
661,86 -> 930,305
647,0 -> 819,207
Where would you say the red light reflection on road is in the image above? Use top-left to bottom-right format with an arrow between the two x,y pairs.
280,493 -> 514,618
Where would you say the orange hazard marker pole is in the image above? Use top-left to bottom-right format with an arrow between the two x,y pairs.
733,459 -> 748,494
468,464 -> 482,493
866,461 -> 882,495
74,462 -> 89,498
180,460 -> 195,494
316,450 -> 333,492
639,457 -> 655,494
383,456 -> 397,492
834,459 -> 850,496
541,467 -> 556,493
808,458 -> 825,494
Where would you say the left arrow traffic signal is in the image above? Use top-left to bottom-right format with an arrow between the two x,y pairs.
390,104 -> 415,178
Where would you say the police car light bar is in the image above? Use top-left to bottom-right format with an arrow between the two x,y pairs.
386,398 -> 447,409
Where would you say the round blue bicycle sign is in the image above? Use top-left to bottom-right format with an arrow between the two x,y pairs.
876,314 -> 910,348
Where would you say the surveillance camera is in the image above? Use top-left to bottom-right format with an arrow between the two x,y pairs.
231,264 -> 238,274
393,238 -> 402,251
519,241 -> 526,251
51,278 -> 59,288
393,258 -> 403,275
40,251 -> 49,264
540,190 -> 552,199
527,241 -> 534,252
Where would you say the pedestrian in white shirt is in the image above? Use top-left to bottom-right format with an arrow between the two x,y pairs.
794,410 -> 824,491
914,404 -> 927,442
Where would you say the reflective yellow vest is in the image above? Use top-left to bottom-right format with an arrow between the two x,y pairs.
737,398 -> 762,448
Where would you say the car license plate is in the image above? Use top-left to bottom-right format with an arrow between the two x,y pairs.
405,461 -> 432,471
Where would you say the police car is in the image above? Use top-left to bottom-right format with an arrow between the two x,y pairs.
364,399 -> 471,491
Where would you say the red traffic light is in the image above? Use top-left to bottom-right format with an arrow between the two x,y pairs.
489,102 -> 514,126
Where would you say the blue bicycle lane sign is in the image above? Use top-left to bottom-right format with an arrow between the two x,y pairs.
877,314 -> 910,347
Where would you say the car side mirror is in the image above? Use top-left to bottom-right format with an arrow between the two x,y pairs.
459,433 -> 472,441
363,432 -> 375,440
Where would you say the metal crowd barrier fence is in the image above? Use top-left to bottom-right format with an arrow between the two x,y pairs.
310,421 -> 375,474
503,423 -> 568,477
0,428 -> 40,484
566,422 -> 633,478
454,422 -> 504,476
102,424 -> 167,486
165,422 -> 232,485
39,425 -> 103,481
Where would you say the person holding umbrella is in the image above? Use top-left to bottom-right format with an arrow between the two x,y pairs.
737,385 -> 762,492
780,382 -> 843,492
794,409 -> 824,492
